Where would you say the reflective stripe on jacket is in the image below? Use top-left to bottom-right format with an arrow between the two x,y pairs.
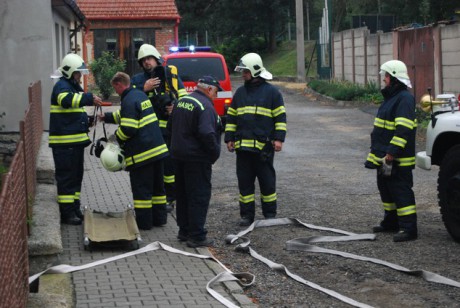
49,77 -> 93,147
366,88 -> 417,168
131,65 -> 187,134
104,87 -> 169,171
224,79 -> 287,153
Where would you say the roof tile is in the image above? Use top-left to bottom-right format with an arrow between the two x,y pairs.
76,0 -> 180,19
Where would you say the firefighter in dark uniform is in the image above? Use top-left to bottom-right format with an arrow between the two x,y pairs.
365,60 -> 418,242
99,72 -> 169,230
167,76 -> 222,248
49,53 -> 102,225
131,44 -> 188,213
225,53 -> 287,227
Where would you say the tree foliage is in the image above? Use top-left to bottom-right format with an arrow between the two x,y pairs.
175,0 -> 458,64
89,52 -> 126,99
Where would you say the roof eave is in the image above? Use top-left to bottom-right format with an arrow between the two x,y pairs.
52,0 -> 88,27
87,15 -> 181,21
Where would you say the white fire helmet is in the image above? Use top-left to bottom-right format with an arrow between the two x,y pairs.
100,143 -> 125,172
234,53 -> 272,80
379,60 -> 412,88
59,54 -> 89,79
137,44 -> 162,64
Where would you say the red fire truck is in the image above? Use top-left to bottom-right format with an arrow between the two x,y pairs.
162,46 -> 233,125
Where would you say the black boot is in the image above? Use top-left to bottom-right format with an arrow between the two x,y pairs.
74,201 -> 84,221
60,204 -> 82,225
152,204 -> 167,226
135,208 -> 153,230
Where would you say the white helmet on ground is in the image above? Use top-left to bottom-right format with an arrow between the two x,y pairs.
100,143 -> 125,172
137,44 -> 162,64
235,53 -> 272,80
59,54 -> 89,79
380,60 -> 412,88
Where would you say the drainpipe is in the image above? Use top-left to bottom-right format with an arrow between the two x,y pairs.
175,18 -> 180,45
82,24 -> 90,92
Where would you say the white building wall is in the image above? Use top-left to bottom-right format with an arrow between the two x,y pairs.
441,24 -> 460,94
0,0 -> 53,131
0,0 -> 79,132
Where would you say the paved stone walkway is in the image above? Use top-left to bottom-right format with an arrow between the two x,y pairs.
59,117 -> 251,307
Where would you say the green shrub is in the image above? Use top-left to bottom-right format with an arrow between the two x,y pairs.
90,52 -> 126,99
0,163 -> 7,188
308,79 -> 383,104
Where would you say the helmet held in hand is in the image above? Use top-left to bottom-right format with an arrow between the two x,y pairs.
100,142 -> 125,172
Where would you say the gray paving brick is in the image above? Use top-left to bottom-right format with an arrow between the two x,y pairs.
59,144 -> 248,307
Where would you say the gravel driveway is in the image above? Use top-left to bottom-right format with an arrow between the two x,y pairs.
204,81 -> 460,307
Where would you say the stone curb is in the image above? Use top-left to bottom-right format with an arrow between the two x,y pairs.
28,133 -> 71,308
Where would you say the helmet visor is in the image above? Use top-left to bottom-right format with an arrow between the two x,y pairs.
234,65 -> 247,72
75,63 -> 89,75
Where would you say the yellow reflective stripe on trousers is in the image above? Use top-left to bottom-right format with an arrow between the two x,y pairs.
164,175 -> 175,184
383,202 -> 397,211
261,193 -> 277,203
49,133 -> 90,144
397,205 -> 416,216
239,194 -> 255,204
134,199 -> 151,209
125,144 -> 168,166
58,195 -> 75,204
152,195 -> 167,205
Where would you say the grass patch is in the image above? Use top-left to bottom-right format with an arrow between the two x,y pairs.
307,78 -> 383,103
0,163 -> 7,188
263,41 -> 317,78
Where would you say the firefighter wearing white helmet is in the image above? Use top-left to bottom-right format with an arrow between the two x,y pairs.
225,52 -> 287,227
59,53 -> 90,79
49,53 -> 102,225
234,52 -> 273,80
365,59 -> 418,242
132,44 -> 187,214
379,59 -> 412,88
137,43 -> 163,65
100,142 -> 125,172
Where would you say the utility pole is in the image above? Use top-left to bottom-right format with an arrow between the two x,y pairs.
296,0 -> 306,82
306,0 -> 310,41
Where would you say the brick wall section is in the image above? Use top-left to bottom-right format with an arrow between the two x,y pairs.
0,81 -> 43,308
0,140 -> 29,308
84,20 -> 176,89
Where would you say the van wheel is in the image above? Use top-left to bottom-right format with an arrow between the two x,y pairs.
437,144 -> 460,242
